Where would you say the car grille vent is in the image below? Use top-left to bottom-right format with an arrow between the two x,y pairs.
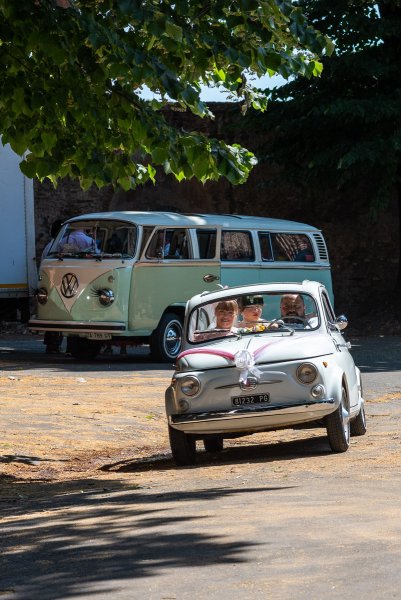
312,233 -> 329,261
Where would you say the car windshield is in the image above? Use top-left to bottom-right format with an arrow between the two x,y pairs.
48,220 -> 137,259
188,291 -> 319,343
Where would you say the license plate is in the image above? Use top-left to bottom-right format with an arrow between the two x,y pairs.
231,393 -> 270,407
87,332 -> 112,340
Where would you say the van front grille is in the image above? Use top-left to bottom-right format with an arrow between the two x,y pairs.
312,233 -> 329,261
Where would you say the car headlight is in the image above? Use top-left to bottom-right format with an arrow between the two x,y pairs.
37,287 -> 48,305
296,363 -> 318,384
98,289 -> 115,306
180,376 -> 201,396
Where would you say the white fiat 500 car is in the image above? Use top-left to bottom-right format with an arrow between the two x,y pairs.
165,280 -> 366,466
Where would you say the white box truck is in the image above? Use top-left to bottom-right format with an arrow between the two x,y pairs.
0,140 -> 36,317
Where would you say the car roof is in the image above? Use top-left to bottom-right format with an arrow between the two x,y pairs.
187,280 -> 325,310
66,211 -> 320,232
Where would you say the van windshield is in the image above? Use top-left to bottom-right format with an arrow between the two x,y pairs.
48,220 -> 137,259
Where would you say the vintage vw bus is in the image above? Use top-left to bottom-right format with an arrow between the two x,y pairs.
29,212 -> 333,362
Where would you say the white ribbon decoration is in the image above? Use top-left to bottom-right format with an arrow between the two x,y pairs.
234,349 -> 262,384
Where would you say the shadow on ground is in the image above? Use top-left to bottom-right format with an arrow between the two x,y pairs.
100,434 -> 332,475
1,477 -> 289,600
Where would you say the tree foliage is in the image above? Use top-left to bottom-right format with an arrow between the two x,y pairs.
0,0 -> 332,190
250,0 -> 401,216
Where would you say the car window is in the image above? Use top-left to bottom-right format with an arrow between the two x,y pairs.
221,230 -> 255,261
321,292 -> 336,325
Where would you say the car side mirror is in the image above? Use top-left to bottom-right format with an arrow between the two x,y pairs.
334,315 -> 348,331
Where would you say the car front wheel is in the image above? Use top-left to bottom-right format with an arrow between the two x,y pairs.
168,424 -> 196,466
350,403 -> 367,436
325,385 -> 350,452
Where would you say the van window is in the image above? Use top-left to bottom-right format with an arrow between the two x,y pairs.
196,229 -> 217,259
258,233 -> 273,261
221,230 -> 254,261
139,226 -> 155,256
146,229 -> 190,259
50,220 -> 137,258
270,233 -> 315,262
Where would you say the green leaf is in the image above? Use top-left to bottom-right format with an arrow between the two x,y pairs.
0,0 -> 333,189
152,147 -> 169,163
165,21 -> 183,43
41,131 -> 57,152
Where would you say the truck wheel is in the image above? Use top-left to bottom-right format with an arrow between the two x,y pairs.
168,424 -> 196,466
68,337 -> 102,360
150,312 -> 183,362
325,385 -> 350,452
203,437 -> 224,453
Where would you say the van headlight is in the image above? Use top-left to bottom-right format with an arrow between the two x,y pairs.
98,289 -> 115,306
180,376 -> 201,396
37,288 -> 48,305
296,363 -> 318,384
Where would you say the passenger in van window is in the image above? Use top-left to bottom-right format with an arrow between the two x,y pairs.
236,295 -> 265,327
193,300 -> 238,341
164,239 -> 181,258
294,242 -> 315,262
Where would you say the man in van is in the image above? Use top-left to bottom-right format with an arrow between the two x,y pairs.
59,228 -> 99,253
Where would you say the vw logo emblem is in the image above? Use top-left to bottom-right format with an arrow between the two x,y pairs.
61,273 -> 79,298
240,376 -> 258,391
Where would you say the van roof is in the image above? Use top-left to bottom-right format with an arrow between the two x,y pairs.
67,211 -> 320,232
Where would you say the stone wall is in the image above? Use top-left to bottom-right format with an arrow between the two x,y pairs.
33,103 -> 399,326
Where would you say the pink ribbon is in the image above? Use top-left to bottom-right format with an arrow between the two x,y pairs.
177,334 -> 311,364
178,342 -> 274,364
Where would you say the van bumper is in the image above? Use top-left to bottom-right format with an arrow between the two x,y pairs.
28,319 -> 126,334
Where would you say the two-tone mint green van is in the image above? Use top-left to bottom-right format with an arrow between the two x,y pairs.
29,212 -> 333,362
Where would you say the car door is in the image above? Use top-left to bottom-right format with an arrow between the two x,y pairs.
321,290 -> 359,408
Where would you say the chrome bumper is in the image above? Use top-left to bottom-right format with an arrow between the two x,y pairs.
171,398 -> 335,425
28,319 -> 126,333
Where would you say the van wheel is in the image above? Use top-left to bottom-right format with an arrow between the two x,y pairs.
68,337 -> 102,360
168,425 -> 196,466
150,312 -> 183,362
325,385 -> 350,452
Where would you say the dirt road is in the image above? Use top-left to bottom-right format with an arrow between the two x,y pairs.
1,333 -> 401,496
2,334 -> 401,600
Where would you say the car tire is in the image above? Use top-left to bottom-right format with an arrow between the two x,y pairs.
203,436 -> 224,453
350,403 -> 367,436
150,312 -> 183,363
168,424 -> 196,466
68,337 -> 102,360
325,385 -> 350,452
